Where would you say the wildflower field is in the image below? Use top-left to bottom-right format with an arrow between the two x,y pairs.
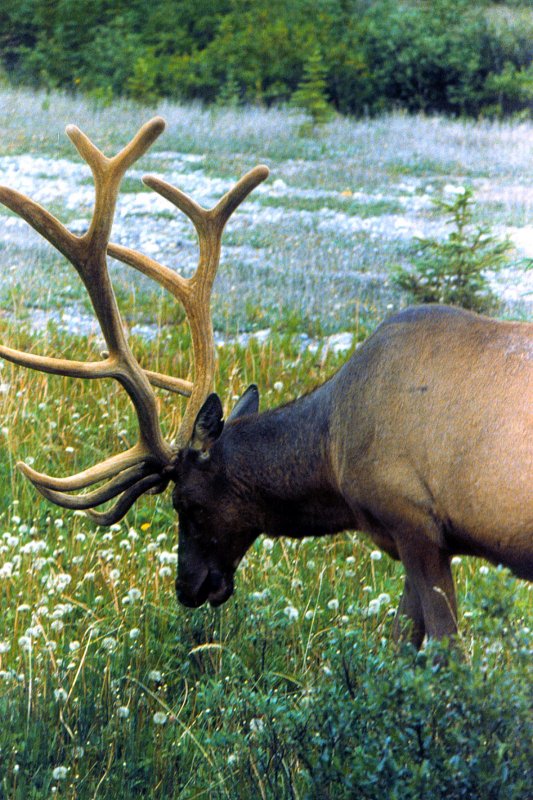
0,89 -> 531,799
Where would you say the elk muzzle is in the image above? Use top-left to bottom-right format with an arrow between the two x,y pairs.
175,567 -> 234,608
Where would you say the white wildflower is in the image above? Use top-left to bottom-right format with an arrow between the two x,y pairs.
69,641 -> 80,652
367,599 -> 381,615
251,589 -> 269,601
0,641 -> 11,654
158,551 -> 177,565
101,637 -> 117,652
148,669 -> 162,682
54,688 -> 68,703
262,537 -> 274,551
117,706 -> 130,719
0,562 -> 14,580
370,550 -> 382,561
129,628 -> 141,640
153,711 -> 167,725
52,766 -> 68,780
284,605 -> 299,621
20,540 -> 47,555
327,598 -> 339,611
249,718 -> 264,733
479,565 -> 490,575
127,587 -> 142,602
54,573 -> 72,591
159,566 -> 172,578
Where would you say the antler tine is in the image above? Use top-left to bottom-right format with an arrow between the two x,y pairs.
17,444 -> 149,491
111,165 -> 270,446
26,463 -> 155,510
0,118 -> 179,521
86,474 -> 169,526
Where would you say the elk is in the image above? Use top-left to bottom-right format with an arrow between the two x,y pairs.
0,118 -> 531,649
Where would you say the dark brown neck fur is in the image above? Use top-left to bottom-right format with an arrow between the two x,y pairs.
215,384 -> 355,538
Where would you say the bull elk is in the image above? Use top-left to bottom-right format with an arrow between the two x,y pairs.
0,118 -> 531,649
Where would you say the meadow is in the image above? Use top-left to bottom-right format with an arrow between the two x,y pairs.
0,88 -> 531,799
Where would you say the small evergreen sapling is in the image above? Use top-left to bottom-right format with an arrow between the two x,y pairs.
393,187 -> 511,313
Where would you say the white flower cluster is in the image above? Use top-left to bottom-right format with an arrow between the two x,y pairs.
365,592 -> 392,617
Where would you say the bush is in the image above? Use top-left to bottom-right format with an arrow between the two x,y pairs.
392,188 -> 511,313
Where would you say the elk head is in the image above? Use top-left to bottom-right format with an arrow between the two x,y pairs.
0,118 -> 269,591
171,386 -> 262,607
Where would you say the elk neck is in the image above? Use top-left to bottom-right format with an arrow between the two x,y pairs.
217,381 -> 356,538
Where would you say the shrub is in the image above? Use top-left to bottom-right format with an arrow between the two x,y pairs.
392,187 -> 511,313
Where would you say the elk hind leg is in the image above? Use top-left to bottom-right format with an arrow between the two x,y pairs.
392,576 -> 425,650
397,535 -> 458,643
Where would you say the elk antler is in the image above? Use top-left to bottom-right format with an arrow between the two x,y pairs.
0,118 -> 269,523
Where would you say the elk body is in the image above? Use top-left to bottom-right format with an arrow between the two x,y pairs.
0,118 -> 531,649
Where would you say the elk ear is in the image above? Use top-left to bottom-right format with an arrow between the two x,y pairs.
190,393 -> 224,454
227,384 -> 260,422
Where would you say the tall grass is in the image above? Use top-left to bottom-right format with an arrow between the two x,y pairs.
0,89 -> 531,798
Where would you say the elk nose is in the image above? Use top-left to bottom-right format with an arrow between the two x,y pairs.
175,570 -> 210,608
207,570 -> 224,593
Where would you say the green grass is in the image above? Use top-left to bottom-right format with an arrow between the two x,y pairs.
0,89 -> 531,799
256,195 -> 404,218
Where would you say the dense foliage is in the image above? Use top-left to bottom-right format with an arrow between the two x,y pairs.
0,0 -> 532,118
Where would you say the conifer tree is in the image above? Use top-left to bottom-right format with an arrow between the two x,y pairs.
291,48 -> 333,127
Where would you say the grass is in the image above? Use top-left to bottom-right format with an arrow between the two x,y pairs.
0,89 -> 531,798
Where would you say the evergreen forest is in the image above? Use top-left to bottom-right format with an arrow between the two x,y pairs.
0,0 -> 532,118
